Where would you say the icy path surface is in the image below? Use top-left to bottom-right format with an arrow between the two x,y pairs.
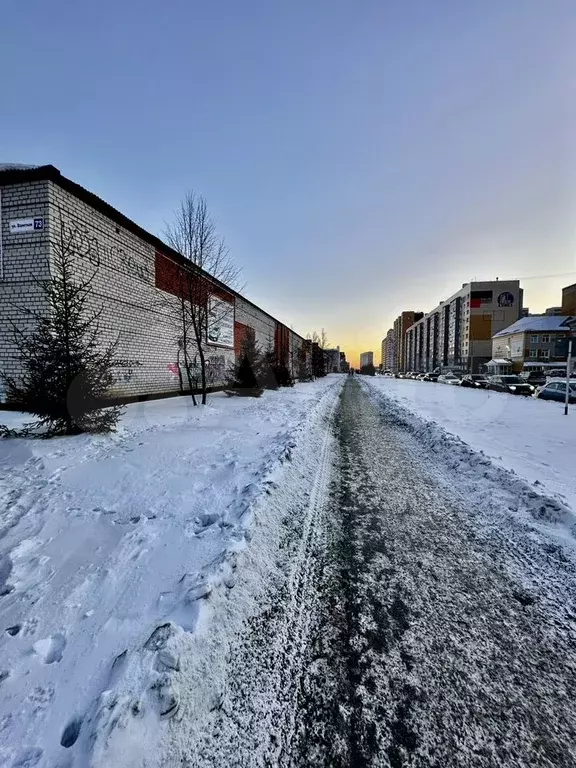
361,376 -> 576,514
163,379 -> 576,767
0,377 -> 343,768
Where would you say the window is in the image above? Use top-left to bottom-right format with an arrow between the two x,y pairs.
530,335 -> 538,343
529,350 -> 537,358
538,349 -> 550,359
541,335 -> 550,343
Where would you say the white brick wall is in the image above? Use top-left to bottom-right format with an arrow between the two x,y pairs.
0,182 -> 51,399
1,176 -> 308,402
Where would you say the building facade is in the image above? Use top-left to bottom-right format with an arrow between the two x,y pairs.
491,316 -> 574,373
383,328 -> 395,371
392,311 -> 423,372
0,165 -> 310,402
405,280 -> 522,373
360,351 -> 374,369
562,283 -> 576,316
324,347 -> 342,373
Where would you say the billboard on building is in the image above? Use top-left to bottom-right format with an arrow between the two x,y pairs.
207,296 -> 234,348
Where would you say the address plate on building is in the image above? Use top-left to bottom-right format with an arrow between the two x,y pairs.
9,218 -> 44,234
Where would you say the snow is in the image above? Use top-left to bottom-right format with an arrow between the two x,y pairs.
0,377 -> 343,768
492,314 -> 573,335
0,163 -> 39,172
361,376 -> 576,518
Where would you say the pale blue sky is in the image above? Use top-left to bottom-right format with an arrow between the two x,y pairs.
2,0 -> 576,363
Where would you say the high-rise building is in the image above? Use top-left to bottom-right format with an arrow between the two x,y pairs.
562,283 -> 576,316
405,280 -> 522,373
384,328 -> 395,371
360,351 -> 374,369
393,311 -> 424,372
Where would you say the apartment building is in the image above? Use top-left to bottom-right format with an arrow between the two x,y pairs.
393,311 -> 423,372
384,328 -> 395,371
360,351 -> 374,369
405,280 -> 522,373
563,283 -> 576,316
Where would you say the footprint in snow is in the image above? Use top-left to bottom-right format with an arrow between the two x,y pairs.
33,633 -> 66,664
60,716 -> 83,748
11,747 -> 43,767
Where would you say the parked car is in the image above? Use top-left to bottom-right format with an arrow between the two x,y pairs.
520,371 -> 546,387
460,374 -> 489,389
534,379 -> 576,404
438,373 -> 460,385
416,373 -> 427,380
422,373 -> 440,382
488,375 -> 534,396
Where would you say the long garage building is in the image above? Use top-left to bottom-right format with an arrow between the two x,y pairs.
0,164 -> 308,402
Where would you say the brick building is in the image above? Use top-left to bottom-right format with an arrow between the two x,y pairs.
0,164 -> 310,402
405,280 -> 522,374
392,311 -> 423,373
563,283 -> 576,316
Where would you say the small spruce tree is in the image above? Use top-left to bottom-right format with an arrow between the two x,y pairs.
272,349 -> 294,387
2,222 -> 134,436
259,342 -> 279,391
297,341 -> 312,382
226,328 -> 264,396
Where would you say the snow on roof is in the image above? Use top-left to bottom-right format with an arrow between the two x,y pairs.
487,358 -> 513,365
0,163 -> 39,171
493,315 -> 573,338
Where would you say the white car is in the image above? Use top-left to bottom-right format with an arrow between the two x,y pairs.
438,373 -> 460,385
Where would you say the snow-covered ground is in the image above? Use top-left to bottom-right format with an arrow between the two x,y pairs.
362,376 -> 576,516
0,377 -> 343,768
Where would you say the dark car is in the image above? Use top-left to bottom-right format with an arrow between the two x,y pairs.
520,371 -> 547,387
422,373 -> 440,382
488,375 -> 534,396
535,379 -> 576,404
460,374 -> 489,389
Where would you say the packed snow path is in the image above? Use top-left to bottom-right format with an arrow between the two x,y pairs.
164,378 -> 576,768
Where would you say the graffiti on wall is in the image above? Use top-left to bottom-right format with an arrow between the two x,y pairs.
206,355 -> 227,385
111,366 -> 136,385
62,221 -> 152,282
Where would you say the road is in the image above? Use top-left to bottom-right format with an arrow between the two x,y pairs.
168,378 -> 576,768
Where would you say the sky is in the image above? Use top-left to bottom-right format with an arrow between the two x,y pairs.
2,0 -> 576,367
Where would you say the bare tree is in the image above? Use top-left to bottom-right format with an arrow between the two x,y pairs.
163,192 -> 242,405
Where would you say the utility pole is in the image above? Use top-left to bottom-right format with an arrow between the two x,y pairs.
565,337 -> 573,416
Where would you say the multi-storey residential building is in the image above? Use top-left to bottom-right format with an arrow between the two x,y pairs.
380,338 -> 387,370
360,351 -> 374,369
384,328 -> 395,371
563,283 -> 576,316
405,280 -> 522,373
392,311 -> 423,372
491,316 -> 574,373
